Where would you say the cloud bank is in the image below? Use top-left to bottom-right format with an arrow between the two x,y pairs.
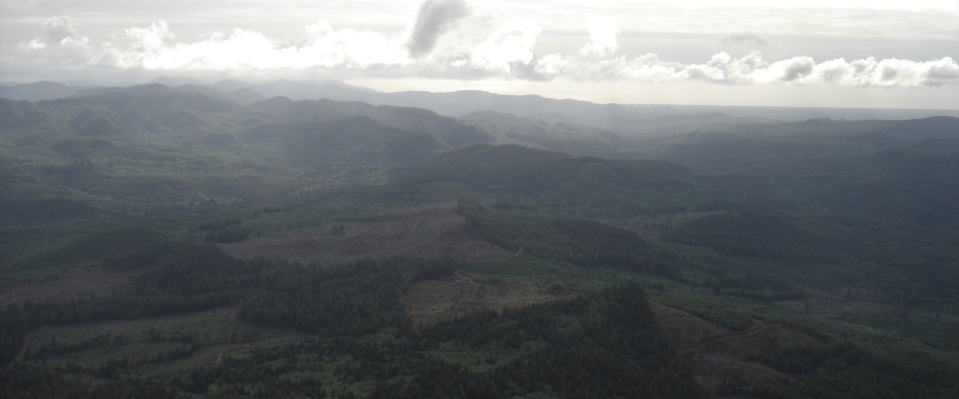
3,9 -> 958,88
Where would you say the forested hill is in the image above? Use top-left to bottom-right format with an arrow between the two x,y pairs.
889,116 -> 959,139
0,90 -> 502,222
345,143 -> 725,214
656,117 -> 959,228
409,144 -> 693,192
0,90 -> 248,135
249,96 -> 496,148
240,116 -> 443,170
0,88 -> 496,150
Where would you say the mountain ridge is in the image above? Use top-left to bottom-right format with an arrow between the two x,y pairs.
6,79 -> 959,123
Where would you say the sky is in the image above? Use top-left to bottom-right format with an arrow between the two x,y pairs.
1,0 -> 958,108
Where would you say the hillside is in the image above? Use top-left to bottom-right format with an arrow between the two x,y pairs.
0,90 -> 499,223
1,90 -> 959,398
324,144 -> 731,216
240,116 -> 443,170
656,117 -> 959,227
249,96 -> 495,148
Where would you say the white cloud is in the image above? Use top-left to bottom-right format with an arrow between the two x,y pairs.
577,17 -> 619,58
25,38 -> 45,49
2,10 -> 958,88
465,19 -> 540,74
106,21 -> 411,71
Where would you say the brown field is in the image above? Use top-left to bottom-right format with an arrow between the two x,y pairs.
0,267 -> 141,306
220,202 -> 513,265
402,273 -> 577,327
650,300 -> 823,394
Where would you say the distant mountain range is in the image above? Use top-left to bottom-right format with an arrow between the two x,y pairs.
3,78 -> 958,125
0,81 -> 99,102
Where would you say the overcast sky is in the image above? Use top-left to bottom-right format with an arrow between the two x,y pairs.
1,0 -> 957,108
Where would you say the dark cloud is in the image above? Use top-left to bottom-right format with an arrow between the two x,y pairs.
779,58 -> 814,81
509,55 -> 553,82
722,32 -> 768,47
407,0 -> 469,58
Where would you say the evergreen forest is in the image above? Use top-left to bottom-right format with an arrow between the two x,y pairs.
1,83 -> 958,398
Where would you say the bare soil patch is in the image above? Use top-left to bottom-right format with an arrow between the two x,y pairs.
651,300 -> 822,393
220,202 -> 512,265
0,267 -> 140,306
403,274 -> 576,327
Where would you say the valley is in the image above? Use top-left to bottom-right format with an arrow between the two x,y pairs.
1,82 -> 958,398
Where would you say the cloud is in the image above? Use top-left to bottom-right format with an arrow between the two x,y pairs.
407,0 -> 470,58
102,21 -> 410,71
462,19 -> 540,75
3,7 -> 958,89
41,15 -> 81,44
808,56 -> 959,87
533,16 -> 624,80
578,17 -> 619,58
722,32 -> 768,47
536,46 -> 959,88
